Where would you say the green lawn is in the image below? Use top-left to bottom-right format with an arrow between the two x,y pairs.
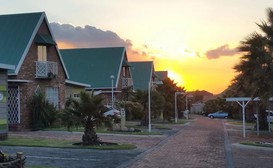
226,120 -> 255,126
240,141 -> 273,148
0,137 -> 136,150
44,126 -> 162,135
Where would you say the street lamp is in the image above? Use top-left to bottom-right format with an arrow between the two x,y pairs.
184,94 -> 193,120
148,80 -> 163,132
175,92 -> 184,123
148,81 -> 151,132
110,75 -> 114,109
186,94 -> 194,110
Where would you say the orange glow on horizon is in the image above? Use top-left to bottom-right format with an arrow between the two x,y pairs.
57,41 -> 76,49
153,52 -> 240,95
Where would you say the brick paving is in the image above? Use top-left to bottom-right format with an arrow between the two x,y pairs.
8,115 -> 273,168
125,117 -> 227,168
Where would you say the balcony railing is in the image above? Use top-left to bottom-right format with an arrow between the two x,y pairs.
35,61 -> 58,78
122,78 -> 133,89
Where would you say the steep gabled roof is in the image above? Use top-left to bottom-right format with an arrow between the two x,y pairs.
0,63 -> 15,70
0,12 -> 42,73
155,71 -> 168,80
0,12 -> 69,77
60,47 -> 126,89
130,61 -> 154,90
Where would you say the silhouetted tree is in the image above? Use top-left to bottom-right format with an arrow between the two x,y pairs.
231,8 -> 273,129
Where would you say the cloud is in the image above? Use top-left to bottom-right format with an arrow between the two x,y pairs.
182,48 -> 200,58
205,44 -> 239,59
50,22 -> 149,61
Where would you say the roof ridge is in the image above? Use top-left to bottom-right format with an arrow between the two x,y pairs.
0,12 -> 44,17
60,46 -> 125,50
130,61 -> 153,63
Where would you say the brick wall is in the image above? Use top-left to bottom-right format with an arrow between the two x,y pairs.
8,19 -> 67,130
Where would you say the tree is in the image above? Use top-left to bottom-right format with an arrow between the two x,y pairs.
231,8 -> 273,129
62,92 -> 105,145
157,78 -> 186,121
131,89 -> 165,125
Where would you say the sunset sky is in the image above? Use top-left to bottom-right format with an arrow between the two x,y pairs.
1,0 -> 273,94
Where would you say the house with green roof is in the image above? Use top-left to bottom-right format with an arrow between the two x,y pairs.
130,61 -> 156,91
60,47 -> 133,106
0,12 -> 83,130
155,71 -> 168,81
0,63 -> 15,139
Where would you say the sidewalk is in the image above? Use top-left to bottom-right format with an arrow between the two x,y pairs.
226,121 -> 273,168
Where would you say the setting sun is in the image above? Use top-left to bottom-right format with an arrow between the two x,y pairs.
168,71 -> 185,88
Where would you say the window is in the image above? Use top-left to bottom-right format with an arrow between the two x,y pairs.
38,45 -> 47,61
73,93 -> 80,98
122,67 -> 126,77
46,87 -> 59,108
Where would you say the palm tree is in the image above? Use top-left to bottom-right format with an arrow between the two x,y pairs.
232,8 -> 273,129
63,92 -> 105,145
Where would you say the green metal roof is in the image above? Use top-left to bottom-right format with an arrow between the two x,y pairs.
0,12 -> 44,73
34,34 -> 57,45
155,71 -> 168,80
130,61 -> 154,90
60,47 -> 126,89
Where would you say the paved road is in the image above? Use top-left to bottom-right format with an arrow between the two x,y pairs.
3,116 -> 273,168
123,117 -> 229,168
1,146 -> 142,168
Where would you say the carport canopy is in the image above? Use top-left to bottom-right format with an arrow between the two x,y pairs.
226,97 -> 261,138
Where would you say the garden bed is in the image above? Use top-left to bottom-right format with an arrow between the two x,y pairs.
0,152 -> 25,168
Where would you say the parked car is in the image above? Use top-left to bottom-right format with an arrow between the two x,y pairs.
208,111 -> 228,119
103,106 -> 121,118
254,110 -> 273,123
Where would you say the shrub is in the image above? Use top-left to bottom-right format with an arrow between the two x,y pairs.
29,92 -> 58,130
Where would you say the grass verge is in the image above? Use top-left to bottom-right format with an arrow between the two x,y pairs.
0,137 -> 136,150
240,141 -> 273,148
226,120 -> 255,126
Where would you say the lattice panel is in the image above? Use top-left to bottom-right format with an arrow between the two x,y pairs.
8,86 -> 20,124
36,61 -> 47,77
36,61 -> 58,78
122,78 -> 133,88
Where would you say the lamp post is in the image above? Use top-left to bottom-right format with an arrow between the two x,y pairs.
186,94 -> 194,110
148,80 -> 163,132
175,92 -> 184,123
148,81 -> 151,132
184,94 -> 193,120
110,75 -> 114,109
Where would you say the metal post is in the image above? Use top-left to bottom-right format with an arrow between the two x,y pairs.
110,75 -> 114,109
174,92 -> 177,123
256,102 -> 259,136
242,101 -> 246,138
174,92 -> 184,123
268,104 -> 271,132
186,95 -> 188,110
148,81 -> 151,132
